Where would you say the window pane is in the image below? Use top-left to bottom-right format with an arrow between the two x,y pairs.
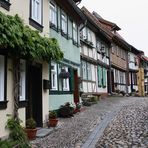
0,55 -> 4,101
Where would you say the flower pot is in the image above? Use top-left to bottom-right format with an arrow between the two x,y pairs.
48,118 -> 58,127
25,128 -> 37,140
74,108 -> 81,113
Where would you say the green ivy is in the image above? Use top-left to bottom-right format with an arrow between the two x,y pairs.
0,11 -> 63,61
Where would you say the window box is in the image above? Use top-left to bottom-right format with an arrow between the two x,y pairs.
0,0 -> 11,11
59,69 -> 70,79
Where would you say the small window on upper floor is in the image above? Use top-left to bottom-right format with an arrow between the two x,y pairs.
50,1 -> 57,28
61,10 -> 67,35
96,40 -> 101,52
73,22 -> 78,44
29,0 -> 43,31
87,28 -> 92,42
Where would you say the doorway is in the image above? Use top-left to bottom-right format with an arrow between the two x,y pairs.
26,63 -> 43,127
111,71 -> 115,92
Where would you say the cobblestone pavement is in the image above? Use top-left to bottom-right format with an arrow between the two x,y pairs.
96,97 -> 148,148
31,97 -> 148,148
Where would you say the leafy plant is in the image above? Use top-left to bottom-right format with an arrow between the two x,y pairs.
26,118 -> 36,129
0,11 -> 63,61
0,139 -> 18,148
6,115 -> 30,147
58,102 -> 74,118
0,11 -> 63,121
49,111 -> 57,119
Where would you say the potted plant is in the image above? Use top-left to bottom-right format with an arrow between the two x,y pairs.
74,103 -> 81,113
25,118 -> 37,140
58,102 -> 74,118
48,111 -> 58,127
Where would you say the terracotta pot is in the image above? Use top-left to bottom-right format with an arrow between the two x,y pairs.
25,128 -> 37,140
48,118 -> 58,127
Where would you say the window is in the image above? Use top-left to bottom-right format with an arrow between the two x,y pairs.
82,27 -> 87,39
73,22 -> 77,43
82,61 -> 87,80
62,67 -> 69,91
31,0 -> 42,24
51,62 -> 57,90
19,60 -> 26,101
87,63 -> 92,80
87,28 -> 92,42
50,1 -> 57,27
96,40 -> 101,52
61,11 -> 67,34
0,55 -> 5,102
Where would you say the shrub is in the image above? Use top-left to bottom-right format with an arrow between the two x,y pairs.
26,118 -> 36,129
49,111 -> 57,119
58,102 -> 74,118
6,115 -> 30,147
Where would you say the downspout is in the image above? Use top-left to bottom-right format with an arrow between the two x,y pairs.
126,48 -> 130,95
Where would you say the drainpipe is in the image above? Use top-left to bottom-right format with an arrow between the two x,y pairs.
125,49 -> 129,94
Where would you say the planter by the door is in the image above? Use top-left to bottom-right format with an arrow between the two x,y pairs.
25,128 -> 37,140
48,118 -> 58,127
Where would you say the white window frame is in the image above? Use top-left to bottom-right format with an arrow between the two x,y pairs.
51,62 -> 58,90
19,60 -> 26,101
82,61 -> 87,79
61,11 -> 67,34
73,22 -> 77,42
50,1 -> 57,27
31,0 -> 42,24
87,28 -> 92,42
87,63 -> 92,80
0,55 -> 5,102
62,67 -> 69,91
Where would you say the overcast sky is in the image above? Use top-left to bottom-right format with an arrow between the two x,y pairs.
79,0 -> 148,56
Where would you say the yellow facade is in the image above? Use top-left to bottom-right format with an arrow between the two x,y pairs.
137,68 -> 145,96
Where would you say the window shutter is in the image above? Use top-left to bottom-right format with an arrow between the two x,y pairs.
103,68 -> 106,87
98,66 -> 102,87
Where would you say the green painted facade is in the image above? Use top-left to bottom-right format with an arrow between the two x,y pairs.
49,3 -> 81,110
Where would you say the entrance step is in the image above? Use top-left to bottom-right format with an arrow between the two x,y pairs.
36,121 -> 63,138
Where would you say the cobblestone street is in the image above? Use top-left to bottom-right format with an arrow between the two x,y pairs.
31,97 -> 148,148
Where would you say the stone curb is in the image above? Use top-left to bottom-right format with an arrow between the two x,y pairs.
81,107 -> 121,148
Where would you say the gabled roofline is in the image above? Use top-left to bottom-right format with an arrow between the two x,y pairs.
93,11 -> 121,31
67,0 -> 86,22
81,7 -> 111,45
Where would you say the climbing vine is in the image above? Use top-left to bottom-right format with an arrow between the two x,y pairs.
0,11 -> 63,61
0,11 -> 63,121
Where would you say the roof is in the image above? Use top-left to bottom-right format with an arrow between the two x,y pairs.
81,6 -> 111,44
55,0 -> 86,24
142,55 -> 148,62
73,0 -> 82,3
92,11 -> 121,31
81,7 -> 130,50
